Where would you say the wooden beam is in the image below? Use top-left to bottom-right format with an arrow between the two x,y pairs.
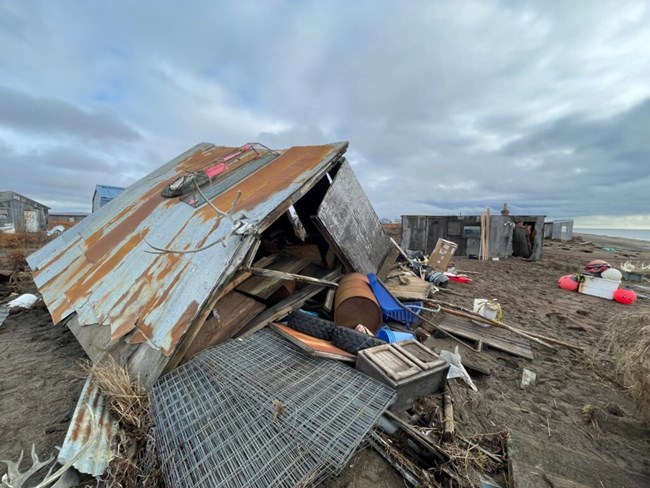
217,254 -> 278,300
236,256 -> 311,300
242,266 -> 340,288
427,299 -> 583,352
234,268 -> 341,338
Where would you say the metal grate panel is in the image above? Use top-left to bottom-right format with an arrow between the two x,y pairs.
151,329 -> 395,488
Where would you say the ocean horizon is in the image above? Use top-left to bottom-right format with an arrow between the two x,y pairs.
574,228 -> 650,242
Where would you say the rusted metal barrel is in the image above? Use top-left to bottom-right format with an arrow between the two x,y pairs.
334,273 -> 382,332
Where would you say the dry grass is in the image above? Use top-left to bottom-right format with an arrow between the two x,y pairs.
80,358 -> 162,488
4,250 -> 28,271
0,232 -> 52,250
603,313 -> 650,419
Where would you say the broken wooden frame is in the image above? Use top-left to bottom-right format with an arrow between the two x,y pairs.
167,156 -> 396,371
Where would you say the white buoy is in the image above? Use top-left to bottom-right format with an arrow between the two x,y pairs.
601,268 -> 623,281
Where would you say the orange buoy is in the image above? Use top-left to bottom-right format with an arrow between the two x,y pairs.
613,288 -> 637,305
558,274 -> 579,291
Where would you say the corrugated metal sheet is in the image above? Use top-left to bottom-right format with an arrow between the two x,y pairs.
28,142 -> 348,361
58,375 -> 118,476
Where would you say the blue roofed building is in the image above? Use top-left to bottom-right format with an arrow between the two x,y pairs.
92,184 -> 125,212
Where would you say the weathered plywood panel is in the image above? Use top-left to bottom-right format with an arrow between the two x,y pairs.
438,313 -> 533,359
270,323 -> 356,362
385,275 -> 433,300
489,216 -> 514,258
315,161 -> 392,274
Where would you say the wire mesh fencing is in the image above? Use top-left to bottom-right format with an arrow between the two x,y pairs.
151,329 -> 395,488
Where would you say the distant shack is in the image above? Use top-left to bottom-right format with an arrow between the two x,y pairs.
401,214 -> 546,261
0,191 -> 49,233
92,184 -> 125,212
543,219 -> 574,241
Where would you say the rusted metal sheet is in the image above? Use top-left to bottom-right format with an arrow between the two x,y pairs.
58,375 -> 118,476
27,142 -> 348,364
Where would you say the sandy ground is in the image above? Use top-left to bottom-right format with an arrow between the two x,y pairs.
327,234 -> 650,487
1,234 -> 650,487
0,296 -> 86,480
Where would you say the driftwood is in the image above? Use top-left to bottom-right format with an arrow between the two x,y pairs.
383,411 -> 449,463
427,299 -> 584,352
242,267 -> 340,288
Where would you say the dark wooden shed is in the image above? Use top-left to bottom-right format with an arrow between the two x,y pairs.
401,214 -> 545,260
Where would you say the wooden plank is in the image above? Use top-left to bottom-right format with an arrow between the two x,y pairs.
217,254 -> 278,299
235,267 -> 342,338
270,323 -> 356,362
385,275 -> 433,301
286,243 -> 323,264
243,267 -> 340,288
323,288 -> 336,313
437,313 -> 534,359
314,161 -> 393,274
236,256 -> 310,300
181,291 -> 265,362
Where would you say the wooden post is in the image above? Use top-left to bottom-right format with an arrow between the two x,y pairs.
443,383 -> 454,442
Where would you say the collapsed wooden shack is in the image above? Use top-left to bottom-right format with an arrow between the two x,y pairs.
27,141 -> 397,474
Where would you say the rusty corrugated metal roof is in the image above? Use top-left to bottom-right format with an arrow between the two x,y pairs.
28,142 -> 348,358
58,375 -> 118,476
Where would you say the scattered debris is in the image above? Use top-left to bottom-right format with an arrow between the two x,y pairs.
439,347 -> 478,391
520,368 -> 537,389
6,293 -> 38,310
13,140 -> 629,487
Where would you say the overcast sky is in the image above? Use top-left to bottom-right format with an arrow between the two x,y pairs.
1,1 -> 649,227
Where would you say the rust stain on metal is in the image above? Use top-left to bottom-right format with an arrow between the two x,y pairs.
119,261 -> 188,343
129,299 -> 199,354
197,145 -> 336,222
59,375 -> 118,476
167,299 -> 201,354
28,141 -> 348,370
66,230 -> 150,310
85,193 -> 163,264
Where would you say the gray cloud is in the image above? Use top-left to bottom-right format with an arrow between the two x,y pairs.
0,140 -> 150,212
0,85 -> 141,142
0,0 -> 649,226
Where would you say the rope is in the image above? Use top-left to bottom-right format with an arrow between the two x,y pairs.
476,299 -> 503,324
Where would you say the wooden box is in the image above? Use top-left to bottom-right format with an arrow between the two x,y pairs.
428,238 -> 458,272
578,275 -> 620,300
356,342 -> 449,411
